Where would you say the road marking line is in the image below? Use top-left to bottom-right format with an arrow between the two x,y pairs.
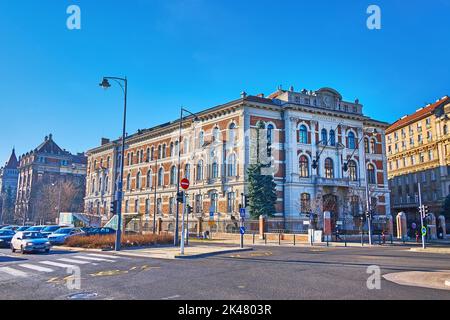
161,295 -> 180,300
19,264 -> 54,273
40,261 -> 78,269
86,253 -> 120,259
58,258 -> 91,265
73,255 -> 115,262
0,267 -> 28,277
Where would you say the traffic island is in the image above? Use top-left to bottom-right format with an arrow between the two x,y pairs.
114,245 -> 253,260
383,271 -> 450,291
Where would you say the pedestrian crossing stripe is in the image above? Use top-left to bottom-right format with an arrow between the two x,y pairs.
40,261 -> 81,269
19,264 -> 54,273
57,258 -> 91,264
86,253 -> 120,259
0,267 -> 28,277
72,255 -> 115,262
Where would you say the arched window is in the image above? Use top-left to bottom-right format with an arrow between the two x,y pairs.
364,138 -> 370,153
211,160 -> 219,179
184,164 -> 190,180
210,192 -> 218,213
227,154 -> 236,176
196,160 -> 204,181
229,123 -> 236,145
146,170 -> 152,188
184,137 -> 189,154
175,141 -> 179,156
299,125 -> 308,144
198,131 -> 205,148
348,160 -> 357,181
136,171 -> 141,189
348,132 -> 356,149
324,158 -> 334,179
329,130 -> 336,146
367,164 -> 376,184
370,139 -> 376,154
299,155 -> 309,178
105,175 -> 109,192
321,129 -> 328,145
158,168 -> 164,186
126,173 -> 131,190
146,148 -> 150,162
267,124 -> 274,157
162,144 -> 166,158
300,193 -> 311,213
213,127 -> 220,142
139,150 -> 143,163
444,125 -> 448,135
170,166 -> 177,185
158,145 -> 162,159
170,142 -> 174,157
150,147 -> 154,161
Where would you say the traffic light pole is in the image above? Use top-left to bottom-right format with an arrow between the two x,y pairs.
418,183 -> 426,249
180,192 -> 187,255
240,193 -> 244,249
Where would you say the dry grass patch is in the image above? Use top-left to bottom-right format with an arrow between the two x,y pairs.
65,233 -> 173,249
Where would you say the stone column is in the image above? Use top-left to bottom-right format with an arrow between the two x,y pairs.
396,212 -> 407,239
427,213 -> 437,240
259,215 -> 265,240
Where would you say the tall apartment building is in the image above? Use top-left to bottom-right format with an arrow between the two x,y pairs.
386,96 -> 450,221
85,86 -> 390,232
15,134 -> 87,224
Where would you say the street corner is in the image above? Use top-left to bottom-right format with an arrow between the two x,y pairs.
383,271 -> 450,291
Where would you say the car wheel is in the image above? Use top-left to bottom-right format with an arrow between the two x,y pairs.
11,244 -> 15,253
20,245 -> 26,254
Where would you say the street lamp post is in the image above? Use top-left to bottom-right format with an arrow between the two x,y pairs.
99,76 -> 128,251
174,108 -> 199,246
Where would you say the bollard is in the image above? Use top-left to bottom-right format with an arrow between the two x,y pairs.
390,234 -> 393,245
278,233 -> 281,245
378,234 -> 381,245
253,233 -> 255,244
265,235 -> 267,245
326,236 -> 329,247
293,234 -> 296,246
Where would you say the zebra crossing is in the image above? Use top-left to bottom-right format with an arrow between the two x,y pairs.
0,253 -> 122,280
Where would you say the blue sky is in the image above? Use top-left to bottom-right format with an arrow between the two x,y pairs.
0,0 -> 449,163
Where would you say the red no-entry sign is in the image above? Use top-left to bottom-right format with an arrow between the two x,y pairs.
180,178 -> 190,190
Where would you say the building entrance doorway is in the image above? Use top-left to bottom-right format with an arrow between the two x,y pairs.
323,194 -> 338,230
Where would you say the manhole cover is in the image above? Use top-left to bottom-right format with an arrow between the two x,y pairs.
67,292 -> 98,300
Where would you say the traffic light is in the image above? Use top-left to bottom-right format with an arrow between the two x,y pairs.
244,195 -> 249,208
343,162 -> 348,172
110,201 -> 117,215
419,205 -> 429,218
186,205 -> 193,214
177,191 -> 184,203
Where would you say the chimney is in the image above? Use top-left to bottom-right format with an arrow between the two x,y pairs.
101,138 -> 110,145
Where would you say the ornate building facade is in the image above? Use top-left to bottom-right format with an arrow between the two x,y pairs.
387,96 -> 450,221
0,149 -> 19,224
15,134 -> 87,224
85,86 -> 390,232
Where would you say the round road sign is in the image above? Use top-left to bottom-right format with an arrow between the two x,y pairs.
421,226 -> 427,237
180,178 -> 190,190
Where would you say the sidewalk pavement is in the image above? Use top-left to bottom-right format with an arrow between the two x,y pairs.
59,244 -> 253,260
383,271 -> 450,291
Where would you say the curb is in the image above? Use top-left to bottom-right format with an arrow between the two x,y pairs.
174,247 -> 253,259
409,248 -> 450,254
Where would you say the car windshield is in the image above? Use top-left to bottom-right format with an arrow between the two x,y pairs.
22,232 -> 44,239
0,230 -> 14,235
54,228 -> 72,234
42,226 -> 59,232
17,227 -> 29,231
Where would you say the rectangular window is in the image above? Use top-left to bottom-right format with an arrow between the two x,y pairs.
195,194 -> 202,213
227,192 -> 235,213
156,198 -> 162,214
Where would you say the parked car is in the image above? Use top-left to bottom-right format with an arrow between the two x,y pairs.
0,226 -> 20,232
0,230 -> 16,248
47,227 -> 85,245
15,226 -> 31,232
40,225 -> 63,237
83,227 -> 116,236
25,226 -> 46,232
10,231 -> 51,254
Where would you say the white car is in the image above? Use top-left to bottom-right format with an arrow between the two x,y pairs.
48,227 -> 85,245
11,231 -> 51,254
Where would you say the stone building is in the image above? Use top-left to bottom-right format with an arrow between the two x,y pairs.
0,148 -> 19,224
387,96 -> 450,224
15,134 -> 87,224
85,86 -> 390,233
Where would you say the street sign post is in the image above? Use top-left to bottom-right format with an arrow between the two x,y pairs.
421,226 -> 427,237
239,208 -> 246,218
240,226 -> 246,235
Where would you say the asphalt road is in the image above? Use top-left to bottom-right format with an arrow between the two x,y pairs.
0,245 -> 449,300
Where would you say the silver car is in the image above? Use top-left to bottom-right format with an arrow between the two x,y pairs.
48,227 -> 85,245
11,231 -> 52,254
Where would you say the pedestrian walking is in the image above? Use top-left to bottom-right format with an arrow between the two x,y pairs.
415,231 -> 420,243
335,226 -> 342,242
381,230 -> 386,245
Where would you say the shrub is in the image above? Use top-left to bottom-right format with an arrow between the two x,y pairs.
65,233 -> 173,249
